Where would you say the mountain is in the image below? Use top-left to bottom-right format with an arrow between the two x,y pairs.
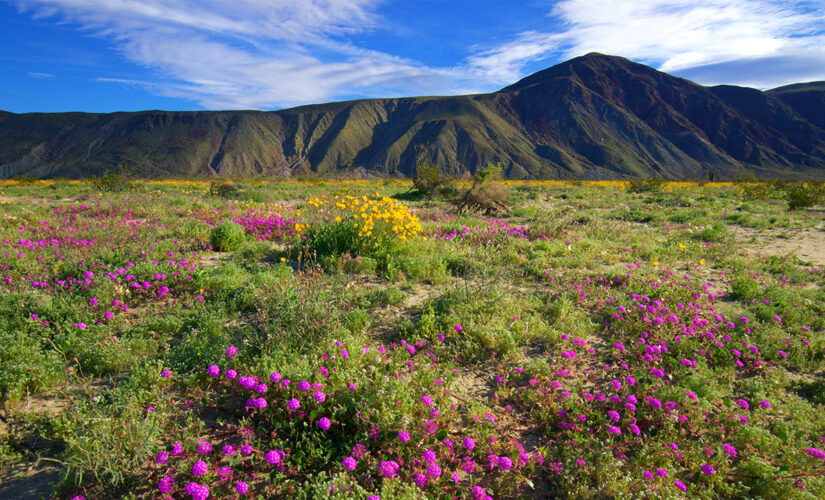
2,53 -> 825,180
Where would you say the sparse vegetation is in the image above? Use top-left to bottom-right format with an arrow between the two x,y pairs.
1,178 -> 824,499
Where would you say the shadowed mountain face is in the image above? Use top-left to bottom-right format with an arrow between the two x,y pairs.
2,54 -> 825,180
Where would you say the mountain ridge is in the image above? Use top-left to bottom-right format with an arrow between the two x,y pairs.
2,53 -> 825,180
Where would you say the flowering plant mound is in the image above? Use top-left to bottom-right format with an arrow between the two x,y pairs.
302,194 -> 421,263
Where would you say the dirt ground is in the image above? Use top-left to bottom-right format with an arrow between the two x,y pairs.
735,225 -> 825,267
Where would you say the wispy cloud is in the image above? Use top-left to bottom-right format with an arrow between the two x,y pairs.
10,0 -> 825,109
13,0 -> 469,108
27,71 -> 54,78
473,0 -> 825,88
466,31 -> 564,83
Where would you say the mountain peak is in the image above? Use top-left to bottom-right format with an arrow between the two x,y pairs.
2,55 -> 825,180
499,53 -> 654,93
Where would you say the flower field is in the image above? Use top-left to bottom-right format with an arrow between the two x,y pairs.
1,178 -> 825,499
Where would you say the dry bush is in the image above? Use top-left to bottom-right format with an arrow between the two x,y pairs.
454,164 -> 511,215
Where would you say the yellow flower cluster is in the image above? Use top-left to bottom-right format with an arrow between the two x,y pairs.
306,192 -> 422,244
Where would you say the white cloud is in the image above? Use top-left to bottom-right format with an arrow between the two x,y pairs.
14,0 -> 466,108
473,0 -> 825,88
466,31 -> 564,82
27,71 -> 54,78
551,0 -> 825,73
11,0 -> 825,108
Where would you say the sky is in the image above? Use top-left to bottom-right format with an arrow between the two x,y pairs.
2,0 -> 825,113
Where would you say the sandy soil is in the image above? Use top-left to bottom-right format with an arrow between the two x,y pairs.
735,225 -> 825,267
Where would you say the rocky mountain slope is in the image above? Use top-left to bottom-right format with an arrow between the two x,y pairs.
2,53 -> 824,180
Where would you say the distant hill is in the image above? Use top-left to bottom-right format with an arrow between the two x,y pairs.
2,53 -> 825,180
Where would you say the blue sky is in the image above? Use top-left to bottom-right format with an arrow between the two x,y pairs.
2,0 -> 824,113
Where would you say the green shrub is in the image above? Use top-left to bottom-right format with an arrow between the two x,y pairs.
412,163 -> 450,196
729,277 -> 760,301
627,177 -> 664,193
210,222 -> 245,251
784,184 -> 823,210
91,163 -> 135,192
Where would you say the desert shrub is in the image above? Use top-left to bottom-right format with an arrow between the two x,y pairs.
412,163 -> 450,196
91,164 -> 134,192
729,278 -> 761,301
342,255 -> 379,274
626,177 -> 664,193
454,164 -> 511,215
783,183 -> 823,210
210,222 -> 245,251
209,180 -> 239,198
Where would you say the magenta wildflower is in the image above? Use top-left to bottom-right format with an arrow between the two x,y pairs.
240,445 -> 253,455
398,430 -> 410,442
422,449 -> 437,463
759,400 -> 771,409
287,398 -> 300,411
318,417 -> 331,431
655,468 -> 668,477
701,464 -> 715,475
235,481 -> 249,495
218,466 -> 233,481
343,456 -> 357,471
673,481 -> 687,492
158,475 -> 175,494
463,437 -> 475,451
297,380 -> 310,392
196,440 -> 211,455
206,365 -> 220,378
499,456 -> 513,471
192,460 -> 208,477
314,391 -> 326,403
379,460 -> 400,478
161,369 -> 172,378
454,324 -> 463,331
225,369 -> 237,379
265,450 -> 282,464
421,395 -> 434,406
269,372 -> 282,383
426,463 -> 442,479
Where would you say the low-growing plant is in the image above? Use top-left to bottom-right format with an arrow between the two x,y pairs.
210,222 -> 246,251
